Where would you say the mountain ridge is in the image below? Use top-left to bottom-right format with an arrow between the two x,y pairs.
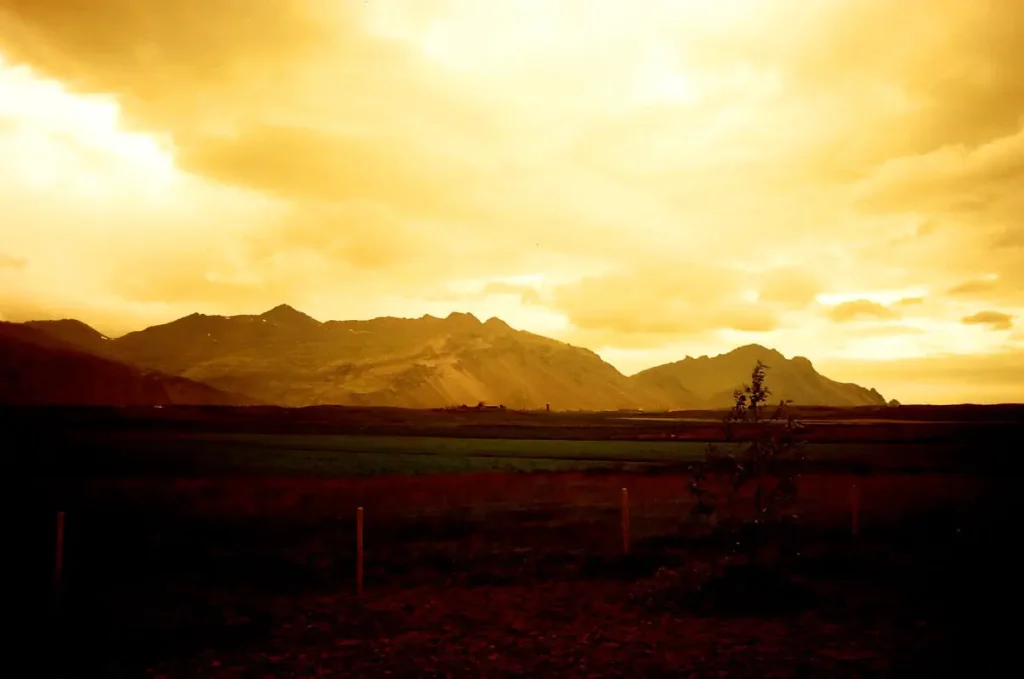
8,306 -> 889,409
634,343 -> 886,408
0,322 -> 255,406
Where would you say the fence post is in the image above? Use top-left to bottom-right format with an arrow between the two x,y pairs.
54,511 -> 65,612
356,507 -> 364,595
621,488 -> 631,555
851,484 -> 860,538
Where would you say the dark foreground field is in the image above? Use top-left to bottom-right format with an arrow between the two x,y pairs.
12,405 -> 1024,677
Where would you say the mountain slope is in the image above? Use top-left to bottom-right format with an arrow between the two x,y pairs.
107,307 -> 669,410
24,319 -> 119,357
633,344 -> 886,408
0,323 -> 253,406
14,308 -> 886,410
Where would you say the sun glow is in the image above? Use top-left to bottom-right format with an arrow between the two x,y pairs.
2,0 -> 1023,402
0,54 -> 176,196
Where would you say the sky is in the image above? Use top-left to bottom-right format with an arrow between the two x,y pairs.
1,0 -> 1023,404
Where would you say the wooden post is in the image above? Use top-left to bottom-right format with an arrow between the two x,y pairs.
356,507 -> 364,595
621,488 -> 631,555
54,511 -> 65,611
851,484 -> 860,538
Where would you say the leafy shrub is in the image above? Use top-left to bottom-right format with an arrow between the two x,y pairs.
688,361 -> 806,543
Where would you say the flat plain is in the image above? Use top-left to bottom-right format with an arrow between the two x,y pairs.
12,404 -> 1022,677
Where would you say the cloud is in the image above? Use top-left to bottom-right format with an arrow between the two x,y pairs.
995,227 -> 1024,249
0,253 -> 26,268
826,300 -> 900,322
819,350 -> 1024,404
0,0 -> 332,129
175,124 -> 482,218
2,0 -> 1024,402
847,324 -> 928,338
961,311 -> 1014,331
947,280 -> 999,296
757,267 -> 820,309
547,261 -> 783,347
480,282 -> 543,306
854,126 -> 1024,216
786,0 -> 1024,164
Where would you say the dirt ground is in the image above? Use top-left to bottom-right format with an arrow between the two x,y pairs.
28,469 -> 1020,677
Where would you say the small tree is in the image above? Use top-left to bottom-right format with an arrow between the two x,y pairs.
688,361 -> 806,557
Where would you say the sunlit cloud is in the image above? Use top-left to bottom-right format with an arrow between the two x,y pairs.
826,300 -> 900,323
962,311 -> 1014,331
0,253 -> 26,269
1,0 -> 1023,402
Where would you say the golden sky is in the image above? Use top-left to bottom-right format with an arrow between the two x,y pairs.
1,0 -> 1023,403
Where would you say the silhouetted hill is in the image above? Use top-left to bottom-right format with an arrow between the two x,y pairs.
634,344 -> 887,408
0,323 -> 253,406
24,319 -> 117,357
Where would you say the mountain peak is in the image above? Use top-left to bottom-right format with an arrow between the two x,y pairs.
725,344 -> 785,362
260,304 -> 320,326
730,343 -> 775,353
263,303 -> 299,315
27,318 -> 105,337
33,306 -> 888,410
24,318 -> 113,351
791,355 -> 814,369
445,311 -> 481,325
634,343 -> 886,408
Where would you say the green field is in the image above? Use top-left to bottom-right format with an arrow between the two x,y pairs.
49,431 -> 974,478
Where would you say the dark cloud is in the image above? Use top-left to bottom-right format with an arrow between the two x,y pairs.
677,0 -> 1024,174
0,0 -> 331,129
794,0 -> 1024,161
176,124 -> 479,217
826,299 -> 899,322
961,310 -> 1014,331
995,226 -> 1024,249
0,0 -> 499,214
855,127 -> 1024,215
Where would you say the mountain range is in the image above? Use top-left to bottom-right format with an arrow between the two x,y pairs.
0,322 -> 250,406
1,305 -> 888,409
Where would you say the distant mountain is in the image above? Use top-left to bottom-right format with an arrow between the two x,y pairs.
633,344 -> 887,408
0,322 -> 253,406
11,307 -> 887,410
91,307 -> 666,409
24,319 -> 118,357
